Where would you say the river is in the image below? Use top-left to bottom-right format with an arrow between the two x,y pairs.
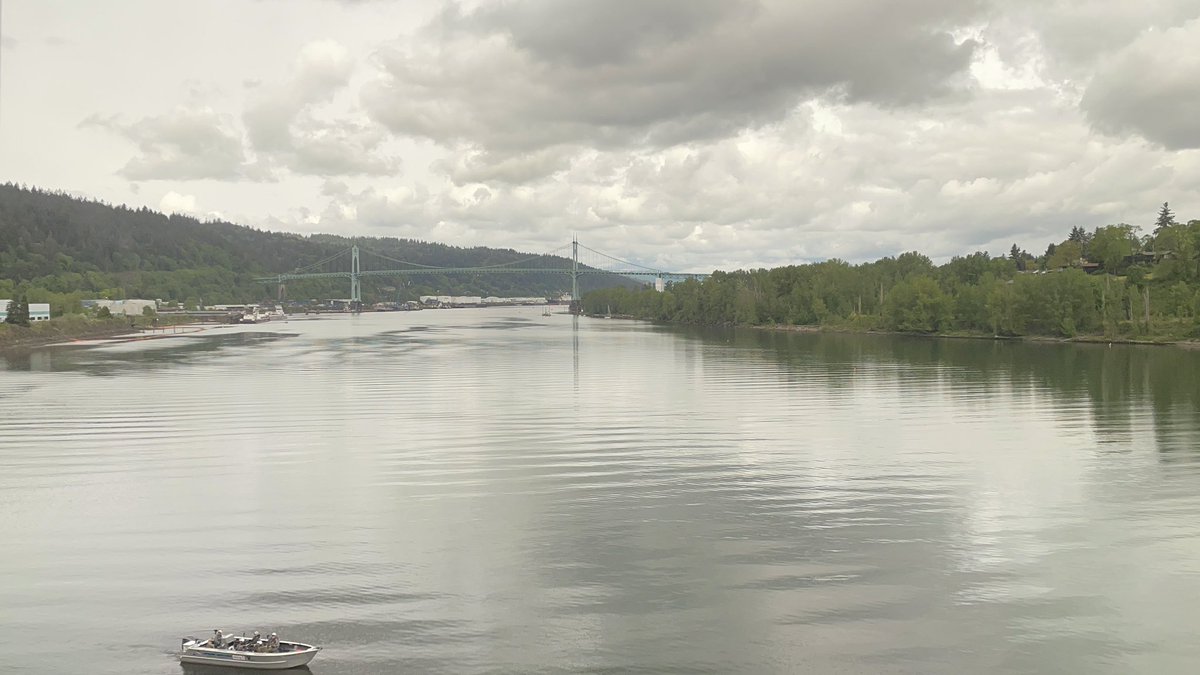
3,309 -> 1200,674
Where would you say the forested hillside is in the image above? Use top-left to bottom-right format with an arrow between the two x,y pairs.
0,184 -> 617,312
8,183 -> 1198,342
583,204 -> 1200,341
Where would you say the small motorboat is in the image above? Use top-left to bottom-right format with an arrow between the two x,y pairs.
180,632 -> 321,670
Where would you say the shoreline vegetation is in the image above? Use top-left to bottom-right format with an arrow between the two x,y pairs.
590,312 -> 1200,349
759,323 -> 1200,348
580,270 -> 1200,345
585,308 -> 1200,347
4,183 -> 1199,351
5,308 -> 1197,356
582,207 -> 1200,347
0,314 -> 216,352
0,315 -> 140,351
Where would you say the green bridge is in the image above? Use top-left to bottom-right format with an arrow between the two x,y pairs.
254,238 -> 710,304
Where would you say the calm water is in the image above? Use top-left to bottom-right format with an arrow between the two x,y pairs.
3,310 -> 1200,674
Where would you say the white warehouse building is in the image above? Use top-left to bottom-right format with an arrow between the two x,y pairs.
83,299 -> 157,316
0,300 -> 51,322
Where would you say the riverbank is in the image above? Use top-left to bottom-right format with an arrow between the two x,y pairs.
755,322 -> 1200,349
588,312 -> 1200,349
0,315 -> 222,351
0,316 -> 135,351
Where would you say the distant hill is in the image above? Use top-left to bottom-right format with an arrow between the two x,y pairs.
0,183 -> 631,307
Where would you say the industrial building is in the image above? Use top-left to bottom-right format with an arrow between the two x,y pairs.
0,300 -> 51,322
82,299 -> 157,316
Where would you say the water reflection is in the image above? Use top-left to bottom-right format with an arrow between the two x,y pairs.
181,666 -> 313,675
695,328 -> 1200,460
3,313 -> 1200,673
0,330 -> 298,374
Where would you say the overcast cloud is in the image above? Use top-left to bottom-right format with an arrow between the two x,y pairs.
79,108 -> 249,181
2,0 -> 1200,271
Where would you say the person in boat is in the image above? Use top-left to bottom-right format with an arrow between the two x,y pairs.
267,633 -> 280,652
209,629 -> 224,648
250,630 -> 262,650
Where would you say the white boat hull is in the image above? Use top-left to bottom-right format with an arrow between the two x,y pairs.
180,640 -> 319,670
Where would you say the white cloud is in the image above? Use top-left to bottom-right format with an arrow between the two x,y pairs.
304,79 -> 1200,271
1081,18 -> 1200,149
81,107 -> 249,181
159,191 -> 198,215
158,191 -> 227,221
6,0 -> 1200,272
362,0 -> 984,178
243,39 -> 399,177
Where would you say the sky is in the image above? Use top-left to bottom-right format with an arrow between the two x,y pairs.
2,0 -> 1199,273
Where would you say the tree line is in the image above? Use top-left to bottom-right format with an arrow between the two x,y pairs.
0,183 -> 626,313
6,182 -> 1197,340
583,203 -> 1200,340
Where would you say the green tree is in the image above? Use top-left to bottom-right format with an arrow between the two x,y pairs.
1043,242 -> 1057,261
1067,226 -> 1094,258
1155,202 -> 1175,235
1154,220 -> 1200,282
941,251 -> 995,288
1089,224 -> 1137,273
1046,240 -> 1083,269
1126,264 -> 1151,330
883,276 -> 951,332
1010,271 -> 1097,336
986,280 -> 1017,335
4,294 -> 30,326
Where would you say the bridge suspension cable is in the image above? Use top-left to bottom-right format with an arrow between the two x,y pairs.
575,242 -> 669,274
291,247 -> 350,274
255,239 -> 708,309
357,243 -> 573,271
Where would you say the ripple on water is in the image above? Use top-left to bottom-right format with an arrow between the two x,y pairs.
4,318 -> 1200,673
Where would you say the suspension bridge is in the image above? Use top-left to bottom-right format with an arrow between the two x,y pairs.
254,238 -> 710,305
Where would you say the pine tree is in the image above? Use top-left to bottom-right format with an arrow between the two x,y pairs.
1154,202 -> 1175,235
5,295 -> 30,327
1009,244 -> 1027,271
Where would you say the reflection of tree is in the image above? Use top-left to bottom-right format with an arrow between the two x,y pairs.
683,327 -> 1200,459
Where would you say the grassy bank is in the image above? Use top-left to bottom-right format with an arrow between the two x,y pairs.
0,315 -> 136,350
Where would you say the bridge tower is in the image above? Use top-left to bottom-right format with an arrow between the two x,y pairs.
571,236 -> 580,314
350,245 -> 362,307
